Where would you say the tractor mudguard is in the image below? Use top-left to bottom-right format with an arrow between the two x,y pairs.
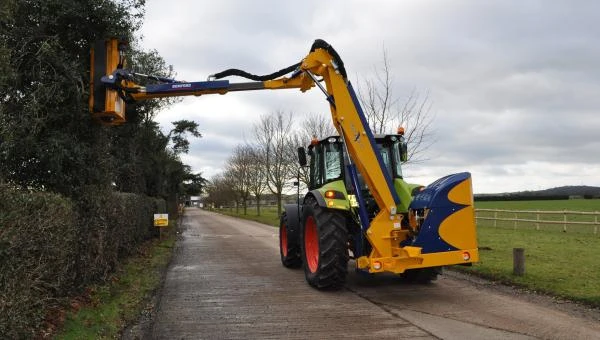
308,190 -> 327,207
308,182 -> 351,212
283,204 -> 302,245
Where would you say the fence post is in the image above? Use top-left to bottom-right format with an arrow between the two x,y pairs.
514,212 -> 517,230
536,210 -> 540,231
595,211 -> 598,235
513,248 -> 525,276
563,209 -> 567,232
494,210 -> 497,228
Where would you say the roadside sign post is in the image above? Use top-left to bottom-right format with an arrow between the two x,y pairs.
154,213 -> 169,240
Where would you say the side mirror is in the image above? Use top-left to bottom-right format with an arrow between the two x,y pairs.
297,147 -> 307,167
400,141 -> 408,162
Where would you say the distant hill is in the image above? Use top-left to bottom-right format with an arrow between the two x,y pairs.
475,186 -> 600,201
523,186 -> 600,197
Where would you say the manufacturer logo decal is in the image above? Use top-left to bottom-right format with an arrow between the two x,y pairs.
172,83 -> 192,89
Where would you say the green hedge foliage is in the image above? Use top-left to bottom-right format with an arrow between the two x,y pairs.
0,185 -> 166,338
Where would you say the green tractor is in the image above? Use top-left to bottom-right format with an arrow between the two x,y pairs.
279,133 -> 442,289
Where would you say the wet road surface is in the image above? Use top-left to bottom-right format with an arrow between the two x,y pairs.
150,208 -> 600,339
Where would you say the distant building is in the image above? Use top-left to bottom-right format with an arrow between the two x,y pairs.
188,196 -> 201,207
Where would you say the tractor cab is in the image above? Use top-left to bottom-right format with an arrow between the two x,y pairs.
299,133 -> 411,219
304,136 -> 344,190
300,133 -> 408,190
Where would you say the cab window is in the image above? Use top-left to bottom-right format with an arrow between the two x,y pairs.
324,143 -> 342,181
391,141 -> 404,178
378,146 -> 393,178
309,145 -> 322,189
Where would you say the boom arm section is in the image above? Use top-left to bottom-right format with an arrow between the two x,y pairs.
91,38 -> 404,259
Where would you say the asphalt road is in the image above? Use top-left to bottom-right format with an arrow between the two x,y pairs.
148,208 -> 600,339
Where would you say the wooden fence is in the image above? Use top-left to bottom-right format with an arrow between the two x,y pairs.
475,209 -> 600,234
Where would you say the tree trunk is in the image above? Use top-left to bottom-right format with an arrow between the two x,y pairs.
276,192 -> 282,216
256,195 -> 262,216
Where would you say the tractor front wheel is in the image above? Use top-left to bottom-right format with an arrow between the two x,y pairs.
301,197 -> 348,289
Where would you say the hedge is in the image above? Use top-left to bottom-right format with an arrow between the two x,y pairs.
0,185 -> 166,338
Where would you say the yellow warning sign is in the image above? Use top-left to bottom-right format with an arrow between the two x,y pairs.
154,213 -> 169,227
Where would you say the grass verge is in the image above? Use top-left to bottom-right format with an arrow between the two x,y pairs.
459,225 -> 600,307
215,207 -> 280,227
54,224 -> 176,339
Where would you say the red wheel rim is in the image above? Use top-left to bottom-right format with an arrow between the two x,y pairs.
280,224 -> 288,257
304,216 -> 319,273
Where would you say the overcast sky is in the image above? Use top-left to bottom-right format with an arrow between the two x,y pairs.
140,0 -> 600,194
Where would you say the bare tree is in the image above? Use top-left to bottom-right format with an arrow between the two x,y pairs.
225,145 -> 254,215
205,174 -> 237,209
289,112 -> 337,188
287,132 -> 310,189
358,46 -> 435,164
246,145 -> 268,216
397,89 -> 435,165
358,48 -> 396,134
301,112 -> 337,140
254,110 -> 295,216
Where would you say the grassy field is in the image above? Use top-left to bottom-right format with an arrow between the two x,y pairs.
215,199 -> 600,307
469,199 -> 600,307
216,206 -> 281,227
476,199 -> 600,234
476,199 -> 600,211
468,225 -> 599,306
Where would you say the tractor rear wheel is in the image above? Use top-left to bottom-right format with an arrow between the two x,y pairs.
279,212 -> 302,268
301,196 -> 348,289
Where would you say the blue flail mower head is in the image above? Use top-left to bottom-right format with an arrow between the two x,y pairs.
407,172 -> 475,254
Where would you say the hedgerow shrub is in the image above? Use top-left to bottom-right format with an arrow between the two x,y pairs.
0,185 -> 77,338
0,185 -> 166,337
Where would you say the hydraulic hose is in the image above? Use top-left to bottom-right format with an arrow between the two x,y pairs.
210,62 -> 301,81
309,39 -> 347,79
210,39 -> 347,81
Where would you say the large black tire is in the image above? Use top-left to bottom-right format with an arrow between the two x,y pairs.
279,212 -> 302,268
300,196 -> 348,289
401,267 -> 442,284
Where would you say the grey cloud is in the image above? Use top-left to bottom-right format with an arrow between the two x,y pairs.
141,0 -> 600,192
